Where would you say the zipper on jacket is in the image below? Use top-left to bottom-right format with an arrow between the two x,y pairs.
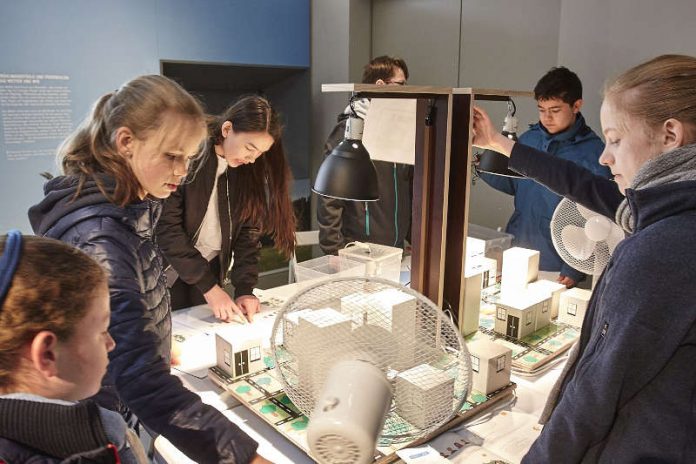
393,163 -> 399,246
223,169 -> 234,286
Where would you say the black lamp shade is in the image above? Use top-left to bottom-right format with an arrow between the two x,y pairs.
477,131 -> 523,178
313,139 -> 379,201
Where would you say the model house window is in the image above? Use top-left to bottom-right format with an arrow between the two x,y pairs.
542,301 -> 549,313
526,311 -> 533,325
497,307 -> 506,321
223,348 -> 231,367
496,355 -> 506,373
471,355 -> 480,373
567,303 -> 577,316
249,346 -> 261,362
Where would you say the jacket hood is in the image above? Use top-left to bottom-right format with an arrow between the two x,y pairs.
28,175 -> 116,236
28,175 -> 155,239
528,112 -> 596,143
626,180 -> 696,232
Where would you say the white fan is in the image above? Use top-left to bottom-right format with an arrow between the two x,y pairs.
271,277 -> 471,464
550,198 -> 625,276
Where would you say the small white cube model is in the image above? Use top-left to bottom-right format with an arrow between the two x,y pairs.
340,292 -> 371,326
528,279 -> 567,319
460,268 -> 483,336
365,288 -> 417,333
297,307 -> 352,350
466,255 -> 498,289
501,247 -> 540,295
558,287 -> 592,327
215,329 -> 264,380
282,308 -> 314,352
296,308 -> 353,392
395,364 -> 455,429
467,339 -> 512,395
493,290 -> 552,340
364,288 -> 422,369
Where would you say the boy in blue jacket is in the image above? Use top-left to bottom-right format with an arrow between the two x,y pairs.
479,67 -> 610,287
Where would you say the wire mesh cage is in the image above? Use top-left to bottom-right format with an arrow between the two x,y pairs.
271,277 -> 472,444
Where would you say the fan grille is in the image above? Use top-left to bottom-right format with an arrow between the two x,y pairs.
551,198 -> 625,275
271,277 -> 471,444
313,433 -> 362,464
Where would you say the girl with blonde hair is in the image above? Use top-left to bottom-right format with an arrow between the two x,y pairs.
28,76 -> 270,464
473,54 -> 696,463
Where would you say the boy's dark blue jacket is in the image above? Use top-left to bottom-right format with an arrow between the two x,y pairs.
28,176 -> 258,464
509,144 -> 696,463
479,114 -> 609,282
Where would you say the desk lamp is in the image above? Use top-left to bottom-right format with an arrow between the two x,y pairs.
312,96 -> 379,201
477,99 -> 523,178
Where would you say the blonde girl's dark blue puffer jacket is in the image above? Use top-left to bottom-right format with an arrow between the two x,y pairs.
28,175 -> 258,464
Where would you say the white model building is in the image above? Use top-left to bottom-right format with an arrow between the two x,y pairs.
395,363 -> 454,429
296,308 -> 352,393
215,330 -> 264,380
466,255 -> 498,289
282,308 -> 314,352
466,236 -> 486,259
460,268 -> 483,336
493,290 -> 552,340
467,339 -> 512,395
558,287 -> 592,327
528,279 -> 567,319
358,288 -> 428,370
339,291 -> 370,326
500,247 -> 540,295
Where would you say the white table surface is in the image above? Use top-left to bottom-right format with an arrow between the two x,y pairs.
156,281 -> 566,464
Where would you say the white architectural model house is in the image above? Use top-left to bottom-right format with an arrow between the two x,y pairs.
215,330 -> 264,380
500,247 -> 540,295
467,339 -> 512,395
528,279 -> 567,319
395,363 -> 455,429
467,255 -> 498,289
493,291 -> 552,340
558,288 -> 592,327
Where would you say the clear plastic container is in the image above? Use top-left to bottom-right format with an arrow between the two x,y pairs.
293,255 -> 366,283
467,223 -> 513,272
338,242 -> 403,283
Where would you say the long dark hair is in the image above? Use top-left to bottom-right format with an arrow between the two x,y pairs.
207,95 -> 296,257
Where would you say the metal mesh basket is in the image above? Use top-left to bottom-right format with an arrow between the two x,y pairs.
271,277 -> 472,444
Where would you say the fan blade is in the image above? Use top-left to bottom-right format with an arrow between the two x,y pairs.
576,202 -> 597,221
561,225 -> 595,261
605,223 -> 626,255
584,215 -> 613,242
